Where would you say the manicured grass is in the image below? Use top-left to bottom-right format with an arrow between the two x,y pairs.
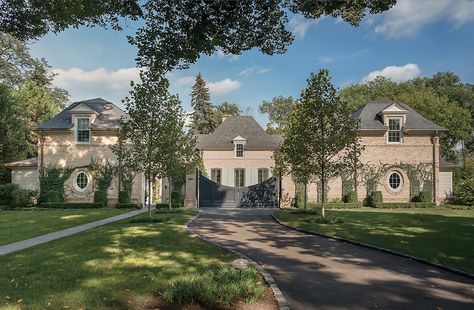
0,210 -> 238,309
0,209 -> 131,245
273,207 -> 474,274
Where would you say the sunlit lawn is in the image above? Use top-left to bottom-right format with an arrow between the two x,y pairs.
273,207 -> 474,274
0,209 -> 129,245
0,210 -> 235,309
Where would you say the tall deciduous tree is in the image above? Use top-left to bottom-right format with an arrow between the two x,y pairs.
281,69 -> 360,218
214,101 -> 241,125
113,71 -> 195,217
259,96 -> 296,134
190,73 -> 217,134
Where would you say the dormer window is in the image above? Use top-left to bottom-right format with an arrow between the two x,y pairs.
235,143 -> 244,158
77,117 -> 90,143
388,117 -> 402,143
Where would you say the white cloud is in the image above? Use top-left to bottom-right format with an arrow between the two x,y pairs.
289,15 -> 323,39
52,67 -> 141,90
361,63 -> 421,83
208,78 -> 241,96
216,50 -> 241,62
238,66 -> 271,76
374,0 -> 474,38
318,56 -> 333,64
318,49 -> 368,65
176,76 -> 195,87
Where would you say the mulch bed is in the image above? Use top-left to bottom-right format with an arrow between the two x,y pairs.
143,286 -> 278,310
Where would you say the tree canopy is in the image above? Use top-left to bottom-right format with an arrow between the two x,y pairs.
1,1 -> 395,71
190,73 -> 217,134
259,96 -> 296,134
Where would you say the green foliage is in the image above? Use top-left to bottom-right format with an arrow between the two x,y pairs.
258,96 -> 296,134
46,190 -> 60,203
129,215 -> 171,223
115,203 -> 141,209
155,203 -> 182,209
369,191 -> 383,207
455,178 -> 474,206
171,191 -> 183,207
418,191 -> 433,203
190,73 -> 217,134
372,202 -> 435,209
118,191 -> 131,203
294,183 -> 305,208
344,191 -> 358,203
0,183 -> 20,204
11,188 -> 38,207
214,101 -> 241,125
307,202 -> 362,209
94,191 -> 108,207
359,163 -> 387,198
39,165 -> 74,202
161,266 -> 265,307
89,158 -> 116,192
40,202 -> 104,209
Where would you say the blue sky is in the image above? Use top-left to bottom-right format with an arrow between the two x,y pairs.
29,0 -> 474,127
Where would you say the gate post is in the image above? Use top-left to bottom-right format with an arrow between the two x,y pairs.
184,170 -> 197,208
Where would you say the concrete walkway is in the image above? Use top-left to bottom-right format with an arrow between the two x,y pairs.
0,208 -> 148,256
188,208 -> 474,310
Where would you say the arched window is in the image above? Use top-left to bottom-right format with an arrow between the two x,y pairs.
75,172 -> 89,191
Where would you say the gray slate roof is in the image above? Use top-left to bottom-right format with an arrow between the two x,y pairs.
352,100 -> 447,131
197,116 -> 282,150
4,157 -> 38,168
35,98 -> 124,131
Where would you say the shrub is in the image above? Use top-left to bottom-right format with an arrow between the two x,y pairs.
161,266 -> 265,308
94,190 -> 108,207
295,187 -> 305,208
455,178 -> 474,206
115,203 -> 141,209
372,202 -> 435,209
155,203 -> 182,209
0,184 -> 20,204
418,191 -> 432,203
118,190 -> 131,203
369,191 -> 383,207
39,165 -> 73,202
171,191 -> 183,207
343,191 -> 358,203
129,215 -> 171,223
12,188 -> 38,207
154,208 -> 184,214
47,190 -> 60,203
306,202 -> 361,209
40,202 -> 104,209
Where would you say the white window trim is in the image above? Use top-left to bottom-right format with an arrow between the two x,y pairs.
258,168 -> 270,183
387,171 -> 403,192
387,117 -> 403,144
234,168 -> 245,187
74,171 -> 90,192
211,168 -> 222,184
235,143 -> 244,158
76,117 -> 91,144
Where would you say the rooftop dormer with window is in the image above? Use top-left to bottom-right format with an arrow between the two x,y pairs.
69,103 -> 98,144
233,135 -> 247,158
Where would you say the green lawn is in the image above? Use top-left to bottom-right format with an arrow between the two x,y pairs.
0,210 -> 236,309
0,209 -> 130,245
273,207 -> 474,274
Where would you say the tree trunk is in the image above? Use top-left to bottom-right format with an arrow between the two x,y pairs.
353,167 -> 358,200
304,182 -> 308,210
168,176 -> 173,211
321,177 -> 326,220
147,174 -> 152,219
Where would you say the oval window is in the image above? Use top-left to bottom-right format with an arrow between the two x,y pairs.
76,172 -> 89,190
388,172 -> 402,191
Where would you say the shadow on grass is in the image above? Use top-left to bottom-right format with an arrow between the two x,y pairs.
0,211 -> 234,309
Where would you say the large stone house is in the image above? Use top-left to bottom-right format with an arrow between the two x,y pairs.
6,98 -> 455,207
6,98 -> 145,205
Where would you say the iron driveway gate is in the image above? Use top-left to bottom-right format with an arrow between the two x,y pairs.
197,172 -> 279,208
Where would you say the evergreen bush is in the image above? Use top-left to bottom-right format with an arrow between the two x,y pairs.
369,191 -> 383,207
118,190 -> 131,203
0,184 -> 20,204
94,190 -> 108,207
418,191 -> 432,203
47,190 -> 60,202
344,190 -> 358,203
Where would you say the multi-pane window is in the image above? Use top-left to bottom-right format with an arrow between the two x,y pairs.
235,143 -> 244,158
388,118 -> 402,143
76,172 -> 89,190
211,168 -> 222,184
388,172 -> 402,191
258,168 -> 269,183
77,118 -> 90,143
234,169 -> 245,187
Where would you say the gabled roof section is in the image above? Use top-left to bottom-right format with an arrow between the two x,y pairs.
4,157 -> 38,168
379,102 -> 408,114
352,99 -> 447,131
197,116 -> 282,150
35,98 -> 124,131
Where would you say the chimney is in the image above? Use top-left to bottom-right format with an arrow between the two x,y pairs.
221,114 -> 230,122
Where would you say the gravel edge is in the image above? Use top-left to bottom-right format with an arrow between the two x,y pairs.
184,213 -> 290,310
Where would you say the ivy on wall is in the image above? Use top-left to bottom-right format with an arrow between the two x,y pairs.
40,165 -> 74,202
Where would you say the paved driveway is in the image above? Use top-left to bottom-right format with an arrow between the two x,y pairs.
188,208 -> 474,310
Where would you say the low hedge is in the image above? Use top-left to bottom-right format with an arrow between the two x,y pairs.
115,203 -> 142,209
155,203 -> 182,209
306,202 -> 362,209
0,184 -> 20,204
417,191 -> 432,203
368,191 -> 383,207
372,202 -> 435,209
40,202 -> 104,209
118,191 -> 131,203
94,191 -> 108,207
343,191 -> 358,203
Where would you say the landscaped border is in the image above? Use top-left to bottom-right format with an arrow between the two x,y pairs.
185,213 -> 290,310
271,210 -> 474,280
